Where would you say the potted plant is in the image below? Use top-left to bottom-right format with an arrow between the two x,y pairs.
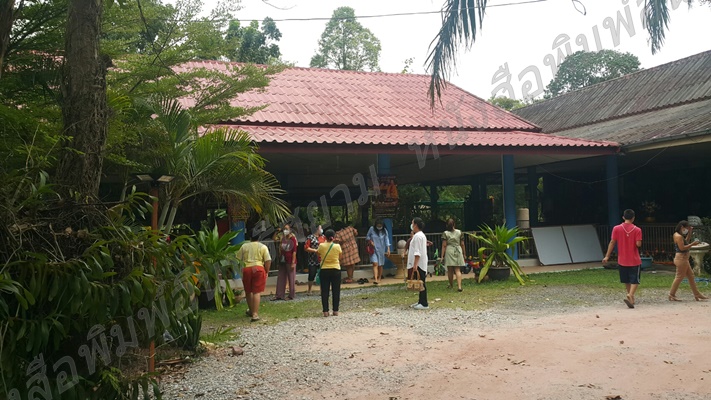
641,200 -> 660,222
640,251 -> 654,270
190,224 -> 242,310
469,224 -> 528,284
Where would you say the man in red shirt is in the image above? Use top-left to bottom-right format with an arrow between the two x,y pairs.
603,209 -> 643,308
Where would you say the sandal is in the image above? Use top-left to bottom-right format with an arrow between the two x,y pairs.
323,312 -> 329,317
250,317 -> 261,322
624,295 -> 634,309
245,310 -> 253,317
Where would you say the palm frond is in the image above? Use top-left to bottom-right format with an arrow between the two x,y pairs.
152,97 -> 192,145
426,0 -> 487,108
644,0 -> 671,54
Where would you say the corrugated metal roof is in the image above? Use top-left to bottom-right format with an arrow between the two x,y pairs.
213,124 -> 619,149
545,98 -> 711,145
175,60 -> 539,131
514,50 -> 711,133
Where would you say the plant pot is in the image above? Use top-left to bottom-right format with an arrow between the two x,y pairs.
487,267 -> 511,281
644,216 -> 656,223
640,256 -> 653,270
198,289 -> 216,309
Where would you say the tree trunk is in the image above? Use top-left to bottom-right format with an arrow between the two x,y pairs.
0,0 -> 17,79
55,0 -> 108,198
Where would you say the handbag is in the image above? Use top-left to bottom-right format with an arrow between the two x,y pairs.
316,243 -> 334,285
366,242 -> 375,255
406,267 -> 425,292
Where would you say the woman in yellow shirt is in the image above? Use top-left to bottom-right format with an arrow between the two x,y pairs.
316,229 -> 343,317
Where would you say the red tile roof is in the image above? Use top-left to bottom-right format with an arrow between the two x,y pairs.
214,125 -> 619,149
176,60 -> 619,151
176,60 -> 537,130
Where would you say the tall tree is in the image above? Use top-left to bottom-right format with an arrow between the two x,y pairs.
310,6 -> 381,71
225,17 -> 282,63
427,0 -> 700,105
54,0 -> 107,198
544,50 -> 641,98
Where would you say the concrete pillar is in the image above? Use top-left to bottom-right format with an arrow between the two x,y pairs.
429,184 -> 439,220
527,166 -> 538,228
606,155 -> 620,227
378,154 -> 394,255
231,220 -> 245,244
227,196 -> 247,245
502,155 -> 518,259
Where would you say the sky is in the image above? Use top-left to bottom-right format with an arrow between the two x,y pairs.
209,0 -> 711,100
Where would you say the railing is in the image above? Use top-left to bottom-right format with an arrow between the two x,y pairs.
596,224 -> 677,262
355,229 -> 537,267
256,227 -> 550,272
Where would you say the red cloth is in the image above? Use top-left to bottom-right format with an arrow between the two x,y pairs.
611,223 -> 642,267
242,266 -> 266,293
281,235 -> 298,265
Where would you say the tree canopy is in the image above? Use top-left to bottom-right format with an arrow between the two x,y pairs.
544,50 -> 641,98
488,95 -> 526,111
309,6 -> 381,71
225,17 -> 282,64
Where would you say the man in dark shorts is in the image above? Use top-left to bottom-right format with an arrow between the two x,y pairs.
603,209 -> 643,308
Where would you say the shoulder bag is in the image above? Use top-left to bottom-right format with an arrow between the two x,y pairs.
315,243 -> 334,285
406,267 -> 425,292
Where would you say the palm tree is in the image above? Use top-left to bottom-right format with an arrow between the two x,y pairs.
426,0 -> 694,105
147,98 -> 289,233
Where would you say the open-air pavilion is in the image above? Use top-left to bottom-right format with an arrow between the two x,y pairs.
177,60 -> 622,269
514,49 -> 711,262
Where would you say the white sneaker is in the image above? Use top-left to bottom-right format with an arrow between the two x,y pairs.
410,302 -> 419,308
413,304 -> 429,310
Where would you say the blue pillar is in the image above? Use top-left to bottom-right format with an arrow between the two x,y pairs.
378,154 -> 395,262
606,155 -> 620,227
231,220 -> 245,245
502,155 -> 518,259
527,166 -> 538,228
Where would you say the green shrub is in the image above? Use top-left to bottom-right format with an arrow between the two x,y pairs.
1,169 -> 201,399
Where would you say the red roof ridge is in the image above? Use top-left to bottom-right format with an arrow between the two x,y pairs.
183,58 -> 437,79
227,120 -> 542,131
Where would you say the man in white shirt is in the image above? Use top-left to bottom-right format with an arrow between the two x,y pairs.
407,217 -> 429,309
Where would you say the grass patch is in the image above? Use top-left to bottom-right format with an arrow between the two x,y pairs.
201,325 -> 239,343
199,267 -> 679,343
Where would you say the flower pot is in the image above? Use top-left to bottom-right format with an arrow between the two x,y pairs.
487,266 -> 511,281
640,256 -> 653,270
198,289 -> 216,309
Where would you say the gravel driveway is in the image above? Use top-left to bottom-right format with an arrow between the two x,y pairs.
161,286 -> 711,400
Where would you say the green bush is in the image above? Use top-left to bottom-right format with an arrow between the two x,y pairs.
0,169 -> 202,399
